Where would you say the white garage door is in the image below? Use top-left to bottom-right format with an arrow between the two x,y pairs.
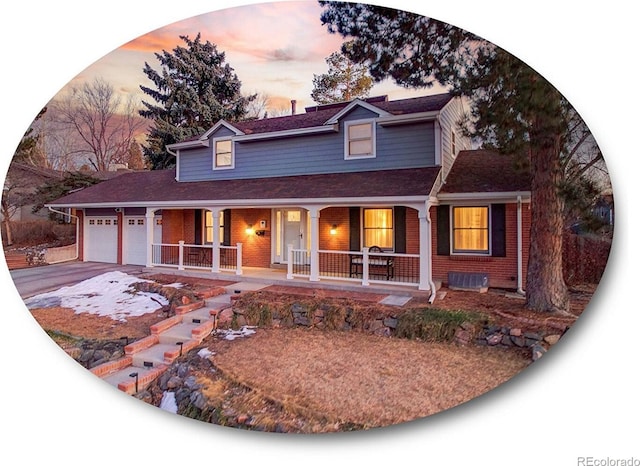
123,216 -> 162,265
85,217 -> 118,263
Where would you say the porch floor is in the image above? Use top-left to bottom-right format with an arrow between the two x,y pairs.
142,265 -> 436,299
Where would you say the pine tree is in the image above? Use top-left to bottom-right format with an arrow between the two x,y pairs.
139,33 -> 255,169
13,107 -> 48,167
311,44 -> 374,104
319,2 -> 607,313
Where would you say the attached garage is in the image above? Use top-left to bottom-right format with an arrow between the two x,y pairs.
123,215 -> 162,265
84,215 -> 118,263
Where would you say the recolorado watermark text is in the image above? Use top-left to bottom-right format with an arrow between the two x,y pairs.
578,458 -> 640,466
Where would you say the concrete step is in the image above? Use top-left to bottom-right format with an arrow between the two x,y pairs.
131,343 -> 178,367
159,322 -> 200,344
102,364 -> 169,395
92,284 -> 229,395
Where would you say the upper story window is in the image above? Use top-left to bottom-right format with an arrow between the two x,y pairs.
452,206 -> 489,254
213,139 -> 234,169
345,120 -> 375,159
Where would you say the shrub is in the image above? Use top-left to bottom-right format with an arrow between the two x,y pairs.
3,220 -> 76,247
395,308 -> 487,342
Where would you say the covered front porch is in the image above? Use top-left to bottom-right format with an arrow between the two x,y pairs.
143,201 -> 436,295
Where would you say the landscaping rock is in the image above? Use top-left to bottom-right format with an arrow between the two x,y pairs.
487,334 -> 502,346
454,328 -> 471,345
190,391 -> 207,410
167,376 -> 182,389
383,317 -> 398,329
531,344 -> 547,361
294,316 -> 311,326
544,334 -> 562,345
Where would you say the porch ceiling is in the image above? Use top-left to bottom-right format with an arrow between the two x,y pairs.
47,167 -> 441,208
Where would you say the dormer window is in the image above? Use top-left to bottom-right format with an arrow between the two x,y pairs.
345,120 -> 375,159
213,138 -> 234,169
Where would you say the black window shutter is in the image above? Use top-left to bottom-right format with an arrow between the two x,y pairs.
491,204 -> 506,257
393,206 -> 406,253
436,205 -> 450,255
349,207 -> 361,251
223,209 -> 231,246
194,209 -> 203,244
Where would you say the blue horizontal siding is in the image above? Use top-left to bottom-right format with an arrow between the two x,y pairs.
178,120 -> 436,182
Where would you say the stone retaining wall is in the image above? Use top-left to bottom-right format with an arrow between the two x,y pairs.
226,296 -> 564,361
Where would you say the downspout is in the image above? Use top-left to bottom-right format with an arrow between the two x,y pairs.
425,200 -> 437,304
47,207 -> 80,262
516,195 -> 525,295
167,146 -> 179,181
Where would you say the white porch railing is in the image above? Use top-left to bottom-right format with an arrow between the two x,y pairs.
151,241 -> 242,275
287,247 -> 420,286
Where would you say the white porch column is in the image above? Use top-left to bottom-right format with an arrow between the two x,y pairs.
418,206 -> 432,293
145,208 -> 155,267
208,208 -> 221,272
308,207 -> 320,282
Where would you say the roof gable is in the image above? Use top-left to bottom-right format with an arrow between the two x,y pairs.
324,99 -> 392,124
200,120 -> 245,140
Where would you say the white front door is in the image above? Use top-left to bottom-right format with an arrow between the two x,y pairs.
274,209 -> 307,263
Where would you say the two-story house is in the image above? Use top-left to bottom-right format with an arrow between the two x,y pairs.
46,93 -> 532,299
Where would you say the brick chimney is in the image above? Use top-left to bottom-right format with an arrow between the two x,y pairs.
291,99 -> 297,115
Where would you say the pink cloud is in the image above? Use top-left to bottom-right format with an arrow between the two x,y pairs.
120,2 -> 344,64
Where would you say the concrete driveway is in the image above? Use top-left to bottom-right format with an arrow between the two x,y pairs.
8,261 -> 148,299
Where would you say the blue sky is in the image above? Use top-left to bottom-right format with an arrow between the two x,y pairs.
1,1 -> 638,465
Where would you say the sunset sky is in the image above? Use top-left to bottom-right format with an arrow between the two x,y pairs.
53,1 -> 440,113
1,1 -> 637,465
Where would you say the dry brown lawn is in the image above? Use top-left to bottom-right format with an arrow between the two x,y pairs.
210,327 -> 530,428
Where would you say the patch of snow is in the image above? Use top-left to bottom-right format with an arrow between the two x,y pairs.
163,283 -> 184,288
159,391 -> 177,413
23,271 -> 170,322
198,348 -> 215,358
219,326 -> 256,341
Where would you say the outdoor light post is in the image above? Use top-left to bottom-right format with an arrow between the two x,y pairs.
129,372 -> 139,394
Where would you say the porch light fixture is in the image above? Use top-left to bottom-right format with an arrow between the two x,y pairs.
246,224 -> 266,236
330,224 -> 338,235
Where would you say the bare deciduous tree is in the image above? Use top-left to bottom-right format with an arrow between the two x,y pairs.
53,78 -> 144,171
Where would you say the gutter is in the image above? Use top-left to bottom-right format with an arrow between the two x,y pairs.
166,146 -> 179,181
47,207 -> 79,262
425,200 -> 437,304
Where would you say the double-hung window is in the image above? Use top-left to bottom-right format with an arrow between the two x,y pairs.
363,208 -> 393,250
452,206 -> 489,254
345,120 -> 375,159
213,139 -> 234,169
205,211 -> 225,244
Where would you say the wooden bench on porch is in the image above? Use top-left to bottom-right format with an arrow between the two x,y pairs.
350,246 -> 395,280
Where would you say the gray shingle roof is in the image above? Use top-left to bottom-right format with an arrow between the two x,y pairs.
48,167 -> 441,207
440,150 -> 531,193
